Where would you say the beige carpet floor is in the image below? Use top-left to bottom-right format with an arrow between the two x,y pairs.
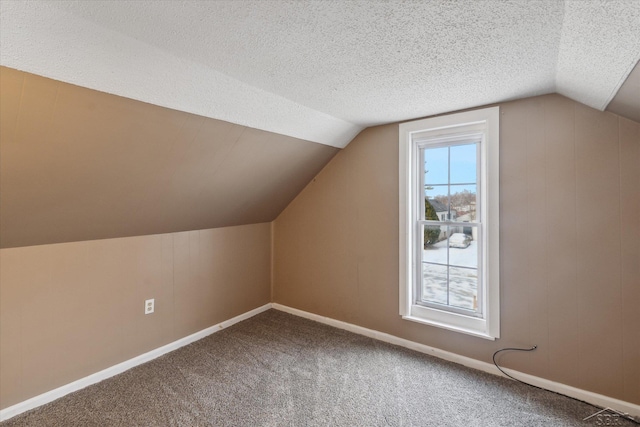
2,309 -> 637,426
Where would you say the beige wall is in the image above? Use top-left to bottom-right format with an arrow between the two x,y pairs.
0,222 -> 271,409
273,94 -> 640,404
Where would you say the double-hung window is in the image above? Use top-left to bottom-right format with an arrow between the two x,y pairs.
399,107 -> 500,339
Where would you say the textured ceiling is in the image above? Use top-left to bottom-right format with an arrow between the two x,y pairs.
1,0 -> 639,148
556,0 -> 640,111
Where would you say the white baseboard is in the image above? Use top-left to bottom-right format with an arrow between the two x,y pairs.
0,303 -> 271,422
272,303 -> 640,419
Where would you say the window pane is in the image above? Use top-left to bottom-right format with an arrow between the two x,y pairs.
425,186 -> 448,200
421,263 -> 448,305
449,185 -> 477,222
448,226 -> 478,269
424,189 -> 447,221
448,266 -> 479,312
450,144 -> 477,184
422,224 -> 480,312
424,146 -> 448,185
422,224 -> 444,251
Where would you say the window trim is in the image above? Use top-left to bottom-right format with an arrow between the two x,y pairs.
399,107 -> 500,340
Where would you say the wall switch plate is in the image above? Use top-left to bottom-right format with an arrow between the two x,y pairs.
145,298 -> 154,314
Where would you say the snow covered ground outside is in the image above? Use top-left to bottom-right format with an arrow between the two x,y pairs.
422,240 -> 478,310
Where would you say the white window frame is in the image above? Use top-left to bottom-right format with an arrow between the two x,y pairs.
399,107 -> 500,340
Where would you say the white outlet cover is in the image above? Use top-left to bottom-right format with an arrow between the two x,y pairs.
145,299 -> 154,315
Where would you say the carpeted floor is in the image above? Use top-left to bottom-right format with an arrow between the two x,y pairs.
2,309 -> 637,426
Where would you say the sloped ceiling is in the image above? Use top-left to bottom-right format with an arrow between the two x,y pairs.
607,60 -> 640,123
0,67 -> 338,248
1,1 -> 639,248
1,0 -> 639,149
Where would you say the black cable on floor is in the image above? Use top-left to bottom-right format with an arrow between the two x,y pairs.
492,345 -> 538,385
492,346 -> 640,425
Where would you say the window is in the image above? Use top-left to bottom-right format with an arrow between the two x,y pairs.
399,107 -> 499,340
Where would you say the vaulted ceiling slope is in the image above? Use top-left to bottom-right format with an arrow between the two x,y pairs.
607,60 -> 640,123
1,0 -> 639,149
0,68 -> 338,248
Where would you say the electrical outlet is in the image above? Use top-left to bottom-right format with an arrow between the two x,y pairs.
145,298 -> 154,315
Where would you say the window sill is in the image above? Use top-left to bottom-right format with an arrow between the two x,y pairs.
402,313 -> 497,341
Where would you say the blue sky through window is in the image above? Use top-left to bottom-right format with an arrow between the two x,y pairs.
424,143 -> 477,198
